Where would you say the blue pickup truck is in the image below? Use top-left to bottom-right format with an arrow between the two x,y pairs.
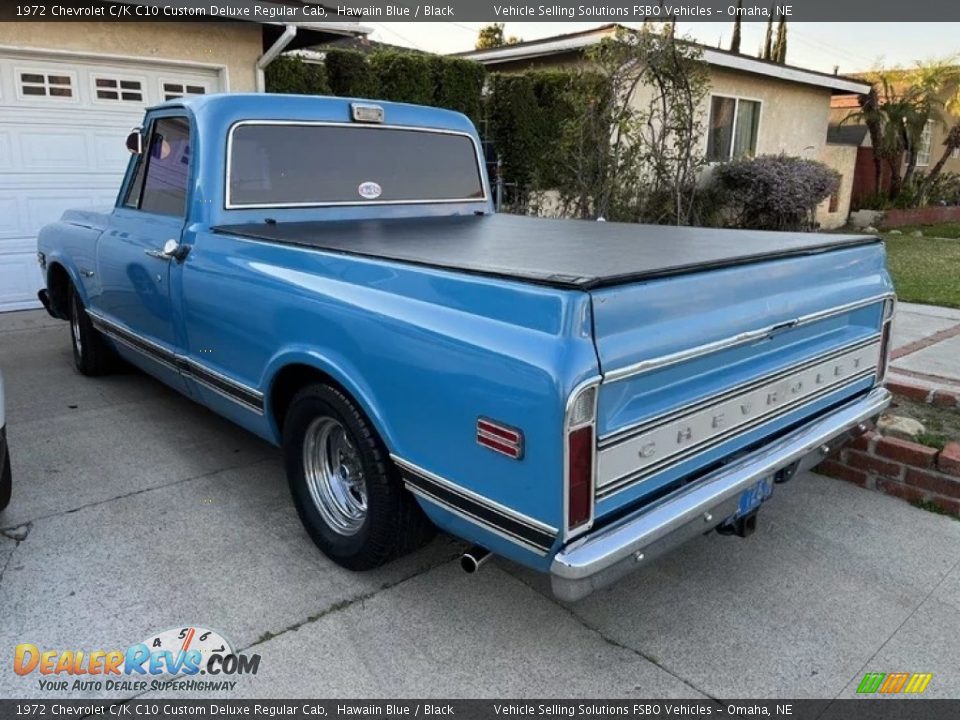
37,94 -> 894,600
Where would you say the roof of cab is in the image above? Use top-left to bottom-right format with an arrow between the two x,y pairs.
151,93 -> 478,135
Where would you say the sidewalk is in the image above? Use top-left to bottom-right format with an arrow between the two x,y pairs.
888,301 -> 960,402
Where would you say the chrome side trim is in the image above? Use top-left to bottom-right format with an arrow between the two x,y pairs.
392,455 -> 557,555
405,486 -> 549,557
601,293 -> 894,384
224,120 -> 490,210
86,310 -> 180,373
179,361 -> 264,415
550,387 -> 892,602
86,310 -> 264,415
391,455 -> 556,533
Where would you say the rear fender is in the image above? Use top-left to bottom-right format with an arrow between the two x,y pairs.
262,346 -> 391,449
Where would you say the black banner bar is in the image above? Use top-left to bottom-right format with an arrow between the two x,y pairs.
2,1 -> 960,23
0,700 -> 959,720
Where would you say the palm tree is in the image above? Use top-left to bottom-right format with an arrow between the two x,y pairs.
909,59 -> 960,198
848,71 -> 946,200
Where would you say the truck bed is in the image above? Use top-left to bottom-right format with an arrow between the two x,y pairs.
213,214 -> 879,290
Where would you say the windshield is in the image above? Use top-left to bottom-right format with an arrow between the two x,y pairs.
227,123 -> 486,208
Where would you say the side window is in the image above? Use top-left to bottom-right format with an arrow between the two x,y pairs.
124,149 -> 147,209
124,117 -> 191,216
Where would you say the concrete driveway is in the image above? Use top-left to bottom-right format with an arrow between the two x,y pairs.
2,309 -> 959,700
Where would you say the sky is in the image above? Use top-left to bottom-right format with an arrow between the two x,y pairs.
362,22 -> 960,75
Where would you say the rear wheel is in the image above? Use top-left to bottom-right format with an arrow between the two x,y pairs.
69,288 -> 116,376
283,384 -> 434,570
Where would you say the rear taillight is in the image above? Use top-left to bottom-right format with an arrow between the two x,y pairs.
877,297 -> 896,382
565,383 -> 598,536
567,425 -> 594,529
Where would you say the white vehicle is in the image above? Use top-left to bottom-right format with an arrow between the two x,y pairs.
0,369 -> 10,511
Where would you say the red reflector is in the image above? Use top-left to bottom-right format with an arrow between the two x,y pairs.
477,418 -> 523,459
568,425 -> 593,529
477,419 -> 521,443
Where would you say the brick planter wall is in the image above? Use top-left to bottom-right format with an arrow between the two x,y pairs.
818,432 -> 960,518
886,379 -> 960,410
878,206 -> 960,229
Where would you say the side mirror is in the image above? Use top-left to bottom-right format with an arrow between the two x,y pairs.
125,128 -> 143,155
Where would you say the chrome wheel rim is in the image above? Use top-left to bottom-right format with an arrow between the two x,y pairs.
71,301 -> 82,356
302,416 -> 367,536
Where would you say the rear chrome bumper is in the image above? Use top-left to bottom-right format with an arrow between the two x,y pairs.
550,386 -> 891,602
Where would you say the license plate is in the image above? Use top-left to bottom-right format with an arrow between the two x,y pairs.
737,477 -> 773,517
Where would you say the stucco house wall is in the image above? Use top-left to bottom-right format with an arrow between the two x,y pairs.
705,67 -> 853,229
0,21 -> 263,91
706,67 -> 832,158
818,143 -> 858,229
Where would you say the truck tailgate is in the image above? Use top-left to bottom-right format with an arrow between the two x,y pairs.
588,242 -> 893,516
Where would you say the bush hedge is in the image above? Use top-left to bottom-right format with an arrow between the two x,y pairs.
487,74 -> 541,190
714,154 -> 841,231
265,49 -> 486,124
324,49 -> 380,98
486,70 -> 607,194
264,55 -> 330,96
371,51 -> 434,105
431,56 -> 486,124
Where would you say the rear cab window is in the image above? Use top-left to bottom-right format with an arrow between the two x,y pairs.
226,123 -> 485,208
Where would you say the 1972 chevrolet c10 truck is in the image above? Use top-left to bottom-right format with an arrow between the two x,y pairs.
37,94 -> 894,600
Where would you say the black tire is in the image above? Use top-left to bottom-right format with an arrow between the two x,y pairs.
0,441 -> 10,512
69,288 -> 116,376
283,384 -> 435,570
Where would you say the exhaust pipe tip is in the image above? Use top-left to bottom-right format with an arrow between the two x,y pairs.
460,546 -> 491,574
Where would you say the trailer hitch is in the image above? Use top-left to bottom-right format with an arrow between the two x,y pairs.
716,508 -> 759,538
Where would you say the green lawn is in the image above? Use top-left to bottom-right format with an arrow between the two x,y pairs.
890,222 -> 960,239
883,234 -> 960,308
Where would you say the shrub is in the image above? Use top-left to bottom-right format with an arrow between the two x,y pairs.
371,50 -> 434,105
265,55 -> 330,95
920,171 -> 960,206
488,73 -> 540,193
325,49 -> 379,98
430,56 -> 486,123
713,154 -> 840,231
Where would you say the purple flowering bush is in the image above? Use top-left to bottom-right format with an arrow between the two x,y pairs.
714,154 -> 841,231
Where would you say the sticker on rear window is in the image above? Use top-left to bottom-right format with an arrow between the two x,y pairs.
358,181 -> 382,200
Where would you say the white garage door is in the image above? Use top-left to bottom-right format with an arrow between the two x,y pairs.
0,51 -> 222,311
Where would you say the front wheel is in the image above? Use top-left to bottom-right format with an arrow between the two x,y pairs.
0,432 -> 11,512
282,384 -> 434,570
69,288 -> 116,376
0,438 -> 13,510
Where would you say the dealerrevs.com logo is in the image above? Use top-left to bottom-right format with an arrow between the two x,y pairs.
14,626 -> 261,693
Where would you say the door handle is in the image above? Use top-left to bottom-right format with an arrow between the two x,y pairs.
145,239 -> 189,262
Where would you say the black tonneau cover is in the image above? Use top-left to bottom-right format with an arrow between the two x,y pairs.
213,214 -> 879,290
